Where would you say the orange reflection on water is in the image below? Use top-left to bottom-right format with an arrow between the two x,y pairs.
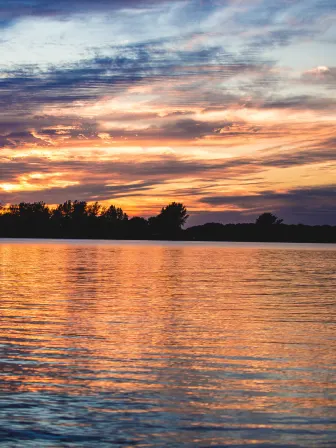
0,240 -> 335,445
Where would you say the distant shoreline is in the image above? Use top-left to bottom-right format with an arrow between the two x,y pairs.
1,201 -> 335,243
0,235 -> 335,244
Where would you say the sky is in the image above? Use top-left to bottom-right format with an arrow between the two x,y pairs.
0,0 -> 335,225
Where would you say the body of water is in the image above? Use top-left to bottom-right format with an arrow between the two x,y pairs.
0,239 -> 335,447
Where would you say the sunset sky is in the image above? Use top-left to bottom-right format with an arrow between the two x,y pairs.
0,0 -> 335,225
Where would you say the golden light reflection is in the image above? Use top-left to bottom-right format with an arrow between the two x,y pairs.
0,241 -> 335,422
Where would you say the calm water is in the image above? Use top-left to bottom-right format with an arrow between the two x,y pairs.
0,239 -> 335,447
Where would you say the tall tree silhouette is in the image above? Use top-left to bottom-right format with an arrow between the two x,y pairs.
101,205 -> 128,238
102,205 -> 128,222
6,202 -> 51,237
256,213 -> 283,226
127,217 -> 149,239
51,200 -> 86,237
150,202 -> 189,238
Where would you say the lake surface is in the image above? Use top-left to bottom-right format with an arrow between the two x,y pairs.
1,239 -> 335,447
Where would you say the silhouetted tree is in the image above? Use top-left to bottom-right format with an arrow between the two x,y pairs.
127,217 -> 149,239
72,200 -> 87,219
101,205 -> 128,222
51,200 -> 81,237
87,202 -> 101,217
256,212 -> 283,226
53,200 -> 74,219
6,202 -> 51,236
159,202 -> 188,228
150,202 -> 189,238
100,205 -> 128,238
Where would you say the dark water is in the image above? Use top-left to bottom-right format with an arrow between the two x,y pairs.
0,239 -> 335,447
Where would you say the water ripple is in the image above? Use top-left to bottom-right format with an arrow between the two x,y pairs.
0,240 -> 335,447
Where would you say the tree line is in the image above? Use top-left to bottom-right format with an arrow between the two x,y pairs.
0,201 -> 335,243
0,200 -> 188,240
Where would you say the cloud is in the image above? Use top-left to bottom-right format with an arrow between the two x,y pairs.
1,138 -> 335,200
261,95 -> 336,111
200,185 -> 336,224
261,147 -> 336,168
0,43 -> 259,114
301,66 -> 336,88
0,179 -> 162,206
0,39 -> 279,149
202,184 -> 335,205
0,0 -> 186,24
